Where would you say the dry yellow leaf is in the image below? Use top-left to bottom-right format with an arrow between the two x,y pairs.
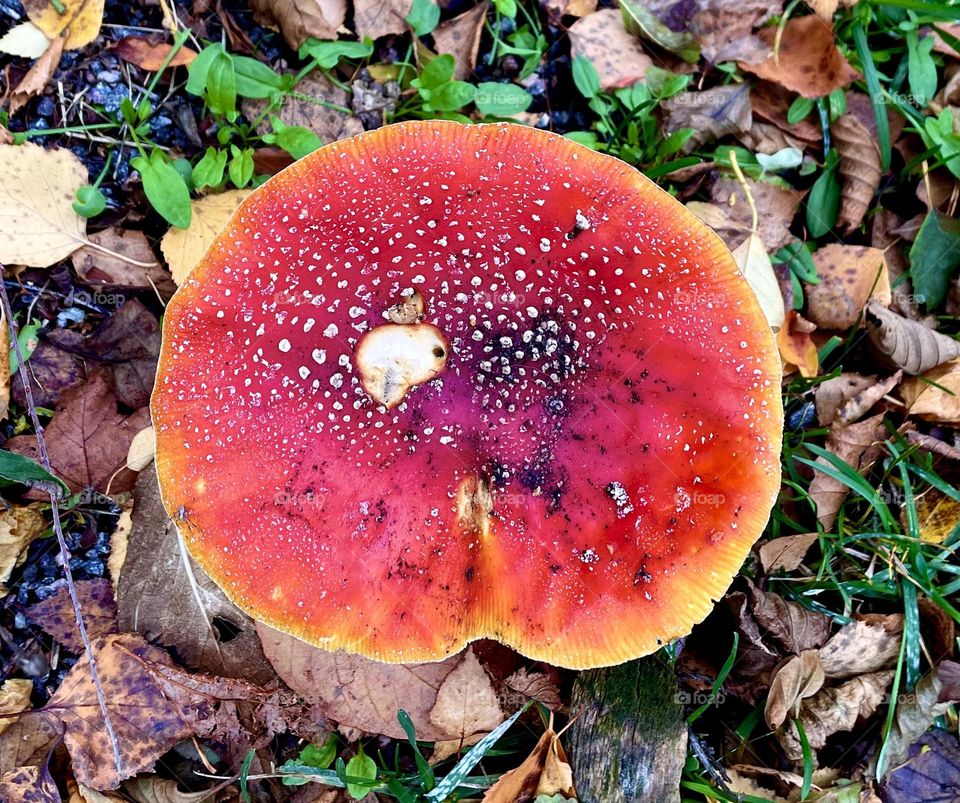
732,232 -> 786,331
0,505 -> 48,597
0,21 -> 50,58
901,359 -> 960,423
125,426 -> 155,472
0,678 -> 33,735
160,190 -> 252,284
0,142 -> 88,267
24,0 -> 105,50
913,491 -> 960,544
107,502 -> 132,592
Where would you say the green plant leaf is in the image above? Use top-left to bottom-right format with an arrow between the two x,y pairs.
909,210 -> 960,309
906,28 -> 937,108
619,0 -> 699,62
474,82 -> 532,116
228,146 -> 255,188
405,0 -> 441,36
234,54 -> 293,98
207,50 -> 237,115
806,149 -> 840,238
9,320 -> 40,376
428,80 -> 476,111
131,151 -> 192,229
787,96 -> 815,124
299,38 -> 374,69
193,147 -> 228,189
414,54 -> 456,92
186,43 -> 226,97
0,450 -> 68,497
572,55 -> 600,99
72,185 -> 106,217
424,705 -> 528,802
344,748 -> 377,800
265,118 -> 323,160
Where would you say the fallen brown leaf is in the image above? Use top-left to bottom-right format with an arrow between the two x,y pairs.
250,0 -> 347,48
24,0 -> 104,50
710,175 -> 805,253
662,85 -> 752,153
117,469 -> 276,683
685,201 -> 752,249
819,615 -> 903,678
483,724 -> 576,801
832,113 -> 882,233
47,299 -> 161,409
429,648 -> 504,738
504,668 -> 562,710
868,670 -> 951,779
122,776 -> 215,803
257,622 -> 480,741
10,338 -> 85,410
748,583 -> 833,654
0,757 -> 60,803
780,670 -> 893,761
938,660 -> 960,702
865,302 -> 960,375
540,0 -> 596,19
113,37 -> 197,70
815,372 -> 880,425
900,359 -> 960,423
0,142 -> 89,268
44,633 -> 194,790
777,310 -> 819,377
765,650 -> 825,729
244,73 -> 363,146
882,728 -> 960,803
160,189 -> 252,284
835,371 -> 901,426
690,0 -> 780,65
353,0 -> 413,42
741,16 -> 860,98
6,369 -> 151,494
809,413 -> 887,529
8,33 -> 65,116
433,4 -> 488,80
759,532 -> 819,573
71,228 -> 175,299
569,9 -> 652,90
0,679 -> 34,735
807,244 -> 891,331
0,505 -> 48,598
26,579 -> 118,654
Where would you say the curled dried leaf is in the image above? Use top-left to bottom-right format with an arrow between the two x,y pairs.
832,114 -> 881,233
765,650 -> 825,729
864,301 -> 960,375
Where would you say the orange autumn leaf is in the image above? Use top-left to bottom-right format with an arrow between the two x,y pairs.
114,36 -> 197,70
778,311 -> 819,377
741,16 -> 860,98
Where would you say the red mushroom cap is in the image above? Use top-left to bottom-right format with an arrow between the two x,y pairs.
152,121 -> 782,669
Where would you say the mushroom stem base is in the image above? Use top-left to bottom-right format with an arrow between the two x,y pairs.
568,656 -> 687,802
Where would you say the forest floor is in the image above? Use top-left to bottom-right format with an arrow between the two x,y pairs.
1,0 -> 960,800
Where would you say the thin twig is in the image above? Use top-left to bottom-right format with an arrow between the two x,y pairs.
0,269 -> 123,775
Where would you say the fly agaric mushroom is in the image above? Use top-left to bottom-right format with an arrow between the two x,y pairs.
152,122 -> 782,669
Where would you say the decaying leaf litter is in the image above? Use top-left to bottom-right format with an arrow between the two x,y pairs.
0,0 -> 959,800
